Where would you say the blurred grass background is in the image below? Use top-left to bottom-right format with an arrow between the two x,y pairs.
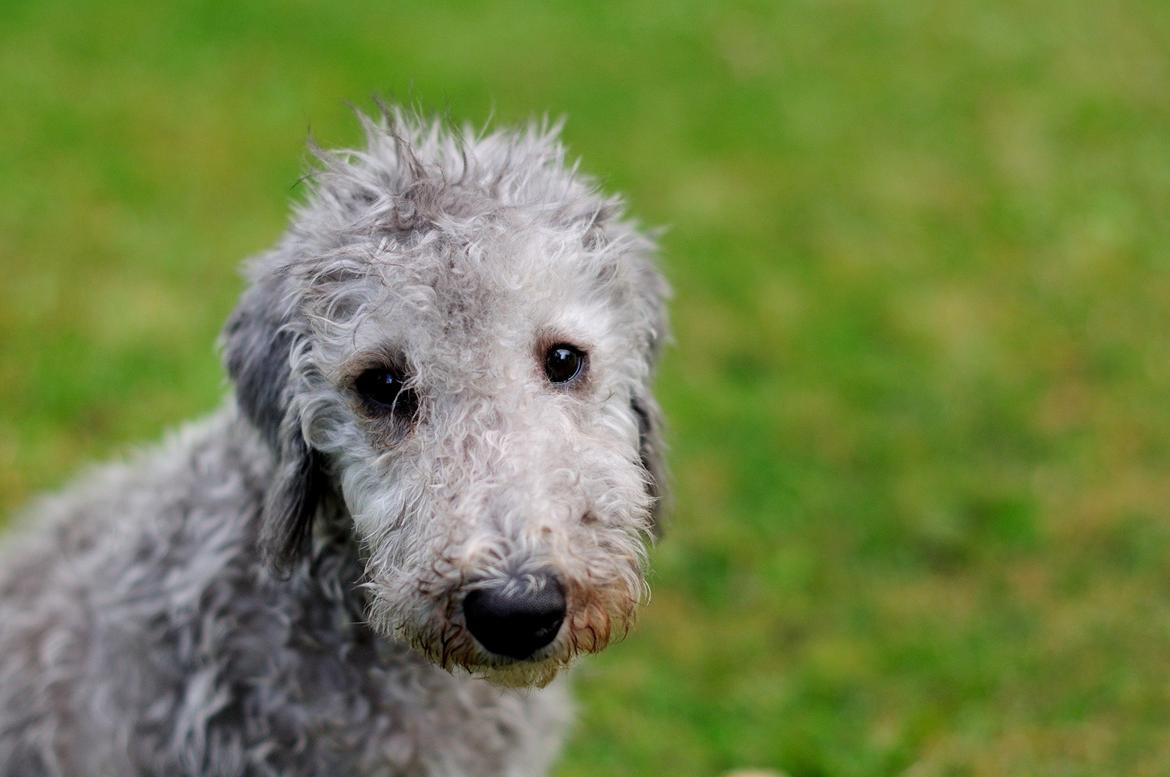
3,0 -> 1170,774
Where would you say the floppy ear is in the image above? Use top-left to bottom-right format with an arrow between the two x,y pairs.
221,279 -> 322,573
631,391 -> 668,537
627,240 -> 671,537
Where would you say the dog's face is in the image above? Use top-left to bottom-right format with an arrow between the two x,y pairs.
222,111 -> 668,687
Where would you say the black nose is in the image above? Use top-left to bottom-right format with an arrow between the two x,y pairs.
463,573 -> 567,660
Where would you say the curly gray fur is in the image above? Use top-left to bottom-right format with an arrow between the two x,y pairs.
0,107 -> 669,777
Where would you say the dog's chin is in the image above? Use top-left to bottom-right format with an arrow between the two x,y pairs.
416,636 -> 573,689
469,657 -> 569,689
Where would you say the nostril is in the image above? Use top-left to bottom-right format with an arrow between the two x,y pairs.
462,573 -> 566,660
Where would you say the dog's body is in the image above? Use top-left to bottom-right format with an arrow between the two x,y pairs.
0,411 -> 569,776
0,110 -> 667,777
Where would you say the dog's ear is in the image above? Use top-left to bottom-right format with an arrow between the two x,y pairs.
627,241 -> 671,538
631,392 -> 668,537
221,279 -> 321,573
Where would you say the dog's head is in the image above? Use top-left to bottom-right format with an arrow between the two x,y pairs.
221,108 -> 668,687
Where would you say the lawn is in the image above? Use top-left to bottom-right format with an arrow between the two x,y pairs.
3,1 -> 1170,775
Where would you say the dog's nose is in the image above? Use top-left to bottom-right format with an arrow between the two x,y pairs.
463,573 -> 566,660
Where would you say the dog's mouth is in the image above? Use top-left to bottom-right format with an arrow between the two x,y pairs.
402,621 -> 571,689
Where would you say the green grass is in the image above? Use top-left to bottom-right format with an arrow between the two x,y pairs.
4,1 -> 1170,774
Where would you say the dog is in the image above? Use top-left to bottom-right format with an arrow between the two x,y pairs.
0,107 -> 669,777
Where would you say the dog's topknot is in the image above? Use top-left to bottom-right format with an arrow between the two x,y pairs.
299,105 -> 625,248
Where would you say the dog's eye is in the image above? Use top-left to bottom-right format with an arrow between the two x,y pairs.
543,345 -> 586,384
354,367 -> 418,417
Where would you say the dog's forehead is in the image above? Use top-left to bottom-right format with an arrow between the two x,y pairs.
331,223 -> 622,363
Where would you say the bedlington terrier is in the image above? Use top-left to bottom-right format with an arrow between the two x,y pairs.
0,107 -> 668,777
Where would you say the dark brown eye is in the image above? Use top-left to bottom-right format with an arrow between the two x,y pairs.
544,344 -> 586,384
354,367 -> 418,418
